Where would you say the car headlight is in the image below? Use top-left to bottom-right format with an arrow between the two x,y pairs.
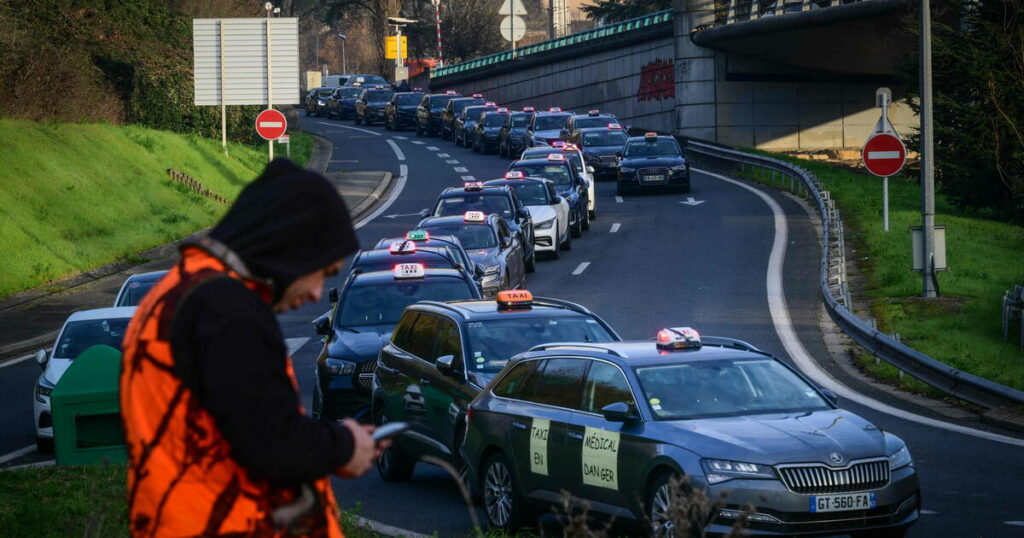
483,265 -> 501,276
536,219 -> 555,230
317,100 -> 325,105
35,381 -> 53,404
323,357 -> 356,376
889,446 -> 913,470
701,459 -> 776,484
671,165 -> 688,172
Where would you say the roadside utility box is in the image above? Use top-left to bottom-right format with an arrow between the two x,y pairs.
51,345 -> 126,466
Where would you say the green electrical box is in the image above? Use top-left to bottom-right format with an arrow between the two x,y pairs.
51,344 -> 126,466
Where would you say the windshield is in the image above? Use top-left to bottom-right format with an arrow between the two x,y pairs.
365,90 -> 393,102
506,182 -> 549,206
396,93 -> 421,105
454,99 -> 484,113
466,108 -> 488,121
509,164 -> 571,188
354,252 -> 456,273
116,279 -> 159,306
636,359 -> 831,420
624,139 -> 682,157
583,131 -> 628,147
572,117 -> 613,129
435,193 -> 513,220
483,114 -> 506,127
338,280 -> 475,327
55,318 -> 131,359
430,95 -> 454,108
466,317 -> 615,374
317,90 -> 334,98
509,115 -> 530,128
534,116 -> 568,131
358,75 -> 388,86
419,223 -> 497,249
339,88 -> 362,98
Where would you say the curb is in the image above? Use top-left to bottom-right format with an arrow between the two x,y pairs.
0,332 -> 57,363
307,133 -> 333,175
350,172 -> 395,222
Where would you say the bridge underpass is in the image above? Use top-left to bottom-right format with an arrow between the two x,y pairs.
429,0 -> 920,151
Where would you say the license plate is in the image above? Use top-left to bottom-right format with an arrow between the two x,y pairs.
642,174 -> 665,183
809,492 -> 876,513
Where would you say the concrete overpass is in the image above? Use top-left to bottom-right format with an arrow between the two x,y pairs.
429,0 -> 918,151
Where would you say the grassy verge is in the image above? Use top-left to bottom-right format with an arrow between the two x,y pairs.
0,120 -> 325,298
739,154 -> 1024,394
0,464 -> 128,537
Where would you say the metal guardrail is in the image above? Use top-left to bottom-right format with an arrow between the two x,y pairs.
432,10 -> 673,78
686,141 -> 1024,410
704,0 -> 878,28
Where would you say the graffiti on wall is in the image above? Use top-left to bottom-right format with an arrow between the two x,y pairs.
637,59 -> 674,101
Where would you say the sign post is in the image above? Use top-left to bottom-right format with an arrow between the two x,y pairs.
862,88 -> 906,232
499,0 -> 527,57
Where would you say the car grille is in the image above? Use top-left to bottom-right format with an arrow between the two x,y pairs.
354,360 -> 376,393
776,458 -> 890,495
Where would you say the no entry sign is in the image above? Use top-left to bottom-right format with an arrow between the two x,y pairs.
862,133 -> 906,177
255,109 -> 287,140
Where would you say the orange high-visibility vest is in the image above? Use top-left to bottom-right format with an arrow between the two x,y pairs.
120,247 -> 344,537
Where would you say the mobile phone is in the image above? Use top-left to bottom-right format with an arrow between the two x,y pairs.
372,422 -> 409,442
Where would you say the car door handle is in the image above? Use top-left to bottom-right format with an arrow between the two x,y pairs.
567,432 -> 584,440
512,421 -> 527,430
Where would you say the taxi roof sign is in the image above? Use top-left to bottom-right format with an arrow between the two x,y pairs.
472,93 -> 484,98
496,107 -> 509,113
504,171 -> 525,179
464,211 -> 486,222
394,263 -> 426,279
656,327 -> 702,350
548,107 -> 562,113
389,240 -> 416,254
563,143 -> 579,152
551,141 -> 566,148
645,132 -> 658,139
497,289 -> 533,309
485,101 -> 497,107
446,90 -> 458,95
464,180 -> 485,191
608,123 -> 622,130
523,106 -> 535,112
547,153 -> 566,162
588,110 -> 600,116
406,229 -> 430,241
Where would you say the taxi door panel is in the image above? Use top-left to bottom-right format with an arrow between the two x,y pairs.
422,318 -> 474,458
504,400 -> 569,501
565,413 -> 649,514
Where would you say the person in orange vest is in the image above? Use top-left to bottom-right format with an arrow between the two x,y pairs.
120,159 -> 380,537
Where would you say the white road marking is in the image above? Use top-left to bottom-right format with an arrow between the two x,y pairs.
446,160 -> 460,165
571,262 -> 591,275
353,516 -> 430,538
0,445 -> 36,464
0,352 -> 35,369
437,153 -> 451,158
3,459 -> 55,471
411,140 -> 424,145
695,167 -> 1024,448
453,167 -> 468,173
615,196 -> 623,203
317,122 -> 380,136
329,160 -> 359,163
285,337 -> 310,356
356,163 -> 408,229
426,146 -> 440,151
460,175 -> 476,181
1005,521 -> 1024,527
610,223 -> 621,233
868,151 -> 901,160
679,197 -> 706,206
393,136 -> 408,140
385,140 -> 405,161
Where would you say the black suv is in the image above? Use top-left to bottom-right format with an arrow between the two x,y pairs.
385,91 -> 425,131
499,108 -> 536,158
430,183 -> 536,273
416,91 -> 460,137
355,87 -> 394,126
371,292 -> 620,481
441,95 -> 486,140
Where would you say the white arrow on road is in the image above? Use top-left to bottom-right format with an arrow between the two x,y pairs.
679,197 -> 706,206
384,209 -> 429,219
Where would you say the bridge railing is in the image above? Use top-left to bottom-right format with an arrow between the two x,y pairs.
686,140 -> 1024,411
433,9 -> 673,78
704,0 -> 876,27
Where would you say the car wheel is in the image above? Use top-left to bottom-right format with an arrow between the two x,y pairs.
35,436 -> 54,454
482,452 -> 528,531
648,472 -> 700,538
561,229 -> 572,251
374,407 -> 415,482
589,205 -> 597,221
581,206 -> 591,231
570,212 -> 582,238
354,115 -> 363,125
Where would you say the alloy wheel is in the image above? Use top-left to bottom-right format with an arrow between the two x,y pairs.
650,482 -> 675,538
484,459 -> 514,527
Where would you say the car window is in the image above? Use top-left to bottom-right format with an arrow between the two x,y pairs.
572,117 -> 613,129
116,279 -> 159,307
483,114 -> 506,127
509,164 -> 572,188
340,88 -> 362,98
510,115 -> 530,128
418,223 -> 497,249
464,316 -> 615,374
430,95 -> 452,108
433,318 -> 463,369
583,131 -> 627,147
435,194 -> 513,219
492,360 -> 541,398
396,93 -> 421,105
404,313 -> 442,361
366,90 -> 393,102
582,361 -> 635,414
530,358 -> 587,409
336,280 -> 476,327
534,116 -> 569,131
391,312 -> 419,350
54,318 -> 131,359
467,108 -> 487,121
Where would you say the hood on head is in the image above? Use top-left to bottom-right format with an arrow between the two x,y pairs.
209,159 -> 359,303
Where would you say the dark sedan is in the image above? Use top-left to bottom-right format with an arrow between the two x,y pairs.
385,91 -> 425,131
617,133 -> 690,195
355,87 -> 394,126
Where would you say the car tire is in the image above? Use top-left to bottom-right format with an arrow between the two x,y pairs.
581,206 -> 591,231
374,407 -> 415,482
482,452 -> 529,531
647,472 -> 701,538
35,435 -> 54,454
570,212 -> 582,238
589,205 -> 597,221
524,249 -> 536,273
561,230 -> 572,251
354,116 -> 363,126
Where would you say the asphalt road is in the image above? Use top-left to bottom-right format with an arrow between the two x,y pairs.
2,113 -> 1022,537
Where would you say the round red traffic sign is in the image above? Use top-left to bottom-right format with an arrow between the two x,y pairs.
862,133 -> 906,177
255,109 -> 287,140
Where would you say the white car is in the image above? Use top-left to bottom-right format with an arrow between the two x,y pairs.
33,306 -> 136,452
521,143 -> 597,221
485,173 -> 571,258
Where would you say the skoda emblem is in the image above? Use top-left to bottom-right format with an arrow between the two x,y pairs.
829,453 -> 844,465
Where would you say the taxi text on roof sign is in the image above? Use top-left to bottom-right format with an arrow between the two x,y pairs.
505,171 -> 525,179
645,132 -> 658,139
549,107 -> 561,112
496,289 -> 533,309
497,107 -> 509,113
485,101 -> 496,107
656,327 -> 702,350
464,181 -> 484,191
389,240 -> 416,254
608,123 -> 622,129
523,107 -> 535,112
472,93 -> 483,98
393,263 -> 425,279
406,229 -> 430,241
464,211 -> 486,222
547,153 -> 566,162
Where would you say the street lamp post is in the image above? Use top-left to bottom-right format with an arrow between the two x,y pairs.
919,0 -> 937,297
337,33 -> 347,74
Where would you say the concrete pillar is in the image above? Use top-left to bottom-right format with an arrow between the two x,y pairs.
674,0 -> 718,141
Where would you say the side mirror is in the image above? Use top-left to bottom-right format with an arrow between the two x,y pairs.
600,401 -> 635,423
312,313 -> 332,336
436,354 -> 456,374
552,195 -> 562,204
820,388 -> 839,406
517,208 -> 530,219
586,166 -> 596,174
35,348 -> 48,368
328,287 -> 339,304
474,265 -> 485,278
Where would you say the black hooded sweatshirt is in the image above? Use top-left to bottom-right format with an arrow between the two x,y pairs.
170,159 -> 360,486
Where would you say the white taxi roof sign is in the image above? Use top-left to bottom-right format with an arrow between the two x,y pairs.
464,181 -> 484,191
588,109 -> 600,116
505,171 -> 525,179
464,211 -> 486,222
645,132 -> 658,139
656,327 -> 702,350
546,153 -> 566,162
389,240 -> 416,254
523,106 -> 535,112
548,107 -> 562,112
608,123 -> 622,129
485,101 -> 497,106
394,263 -> 426,279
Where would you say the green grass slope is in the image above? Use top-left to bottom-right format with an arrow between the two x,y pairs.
0,120 -> 270,298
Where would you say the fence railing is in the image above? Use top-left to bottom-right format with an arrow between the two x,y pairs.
432,9 -> 673,78
686,141 -> 1024,410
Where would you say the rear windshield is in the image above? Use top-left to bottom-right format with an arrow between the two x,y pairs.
396,93 -> 422,105
583,131 -> 628,147
454,98 -> 485,113
419,223 -> 497,250
506,182 -> 549,206
466,316 -> 615,374
572,117 -> 613,129
483,114 -> 507,127
55,318 -> 131,359
509,164 -> 572,188
356,75 -> 388,86
430,95 -> 455,108
339,88 -> 363,98
338,279 -> 475,327
509,115 -> 530,128
116,279 -> 160,307
534,116 -> 569,131
365,90 -> 393,102
435,193 -> 513,220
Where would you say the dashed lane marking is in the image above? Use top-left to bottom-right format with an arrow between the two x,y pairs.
571,262 -> 591,276
437,153 -> 451,158
426,146 -> 440,151
454,167 -> 468,173
615,196 -> 623,203
385,140 -> 405,161
460,175 -> 476,181
0,445 -> 35,464
411,140 -> 424,145
1005,521 -> 1024,527
610,223 -> 621,233
0,352 -> 35,369
356,163 -> 408,229
393,136 -> 408,140
446,160 -> 460,164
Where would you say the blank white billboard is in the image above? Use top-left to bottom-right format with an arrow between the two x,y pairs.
193,18 -> 300,106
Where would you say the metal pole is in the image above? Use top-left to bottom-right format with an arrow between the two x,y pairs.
881,95 -> 890,231
920,0 -> 936,297
342,40 -> 347,73
433,0 -> 444,67
220,19 -> 227,154
267,11 -> 274,161
396,26 -> 403,83
511,0 -> 516,59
